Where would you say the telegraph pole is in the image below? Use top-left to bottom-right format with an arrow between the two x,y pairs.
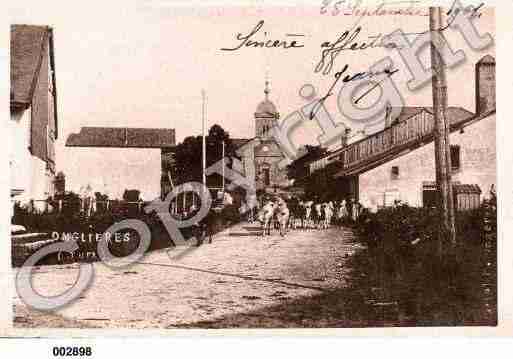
202,89 -> 207,199
222,140 -> 225,194
430,7 -> 457,257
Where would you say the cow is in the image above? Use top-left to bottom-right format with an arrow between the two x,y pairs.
303,201 -> 314,230
313,202 -> 323,229
275,199 -> 290,237
286,197 -> 301,230
257,201 -> 275,237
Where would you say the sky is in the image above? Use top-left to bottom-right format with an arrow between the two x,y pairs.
8,0 -> 495,199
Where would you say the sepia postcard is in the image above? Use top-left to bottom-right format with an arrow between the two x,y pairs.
2,0 -> 512,339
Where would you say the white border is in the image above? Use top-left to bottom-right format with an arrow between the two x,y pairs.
1,0 -> 512,338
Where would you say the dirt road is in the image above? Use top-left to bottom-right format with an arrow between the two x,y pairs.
14,223 -> 360,328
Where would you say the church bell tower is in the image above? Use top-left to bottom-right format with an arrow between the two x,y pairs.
254,80 -> 279,139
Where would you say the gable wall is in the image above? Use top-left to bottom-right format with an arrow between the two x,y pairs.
358,114 -> 496,210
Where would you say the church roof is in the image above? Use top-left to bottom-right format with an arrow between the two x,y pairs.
255,99 -> 278,116
477,55 -> 495,65
255,80 -> 278,116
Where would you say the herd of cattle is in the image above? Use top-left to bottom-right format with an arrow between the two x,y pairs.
252,197 -> 358,237
188,195 -> 361,245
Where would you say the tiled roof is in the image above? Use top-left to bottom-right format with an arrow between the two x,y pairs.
11,24 -> 50,105
255,99 -> 278,116
391,106 -> 475,125
423,182 -> 482,194
454,184 -> 482,194
66,127 -> 176,148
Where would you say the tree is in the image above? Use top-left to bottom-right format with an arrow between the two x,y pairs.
123,189 -> 141,202
94,192 -> 109,202
49,191 -> 82,215
94,192 -> 109,212
172,124 -> 236,187
286,145 -> 327,184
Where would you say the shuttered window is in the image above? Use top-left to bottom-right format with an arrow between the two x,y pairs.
422,183 -> 438,208
451,145 -> 461,171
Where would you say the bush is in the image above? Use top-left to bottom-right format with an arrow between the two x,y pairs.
349,199 -> 497,325
355,201 -> 494,249
11,204 -> 242,266
48,191 -> 82,216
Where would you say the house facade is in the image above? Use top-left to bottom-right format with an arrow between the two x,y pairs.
346,55 -> 496,210
358,110 -> 495,210
66,126 -> 176,200
10,25 -> 58,211
304,55 -> 496,211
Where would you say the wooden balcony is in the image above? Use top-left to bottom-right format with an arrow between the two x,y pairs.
336,109 -> 435,176
324,106 -> 484,178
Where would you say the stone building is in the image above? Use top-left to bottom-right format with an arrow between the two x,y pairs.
355,55 -> 496,210
305,55 -> 496,211
66,127 -> 175,200
234,81 -> 290,194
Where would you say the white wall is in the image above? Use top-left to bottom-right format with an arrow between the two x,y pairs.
10,109 -> 33,197
359,114 -> 496,210
10,108 -> 54,211
60,147 -> 162,201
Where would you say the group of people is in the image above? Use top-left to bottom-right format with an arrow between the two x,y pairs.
253,195 -> 362,237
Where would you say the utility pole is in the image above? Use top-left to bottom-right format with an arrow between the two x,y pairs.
202,89 -> 207,199
222,140 -> 225,194
430,7 -> 457,257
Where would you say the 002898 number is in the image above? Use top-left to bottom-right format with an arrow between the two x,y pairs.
52,347 -> 92,357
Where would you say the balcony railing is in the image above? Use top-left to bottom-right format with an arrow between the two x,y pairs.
309,110 -> 435,176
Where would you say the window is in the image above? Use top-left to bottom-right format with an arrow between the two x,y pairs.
422,182 -> 439,208
384,189 -> 400,207
391,166 -> 399,180
262,168 -> 270,186
450,145 -> 461,171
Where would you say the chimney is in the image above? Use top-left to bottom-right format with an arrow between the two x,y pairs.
341,127 -> 351,147
384,104 -> 393,128
475,55 -> 496,114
